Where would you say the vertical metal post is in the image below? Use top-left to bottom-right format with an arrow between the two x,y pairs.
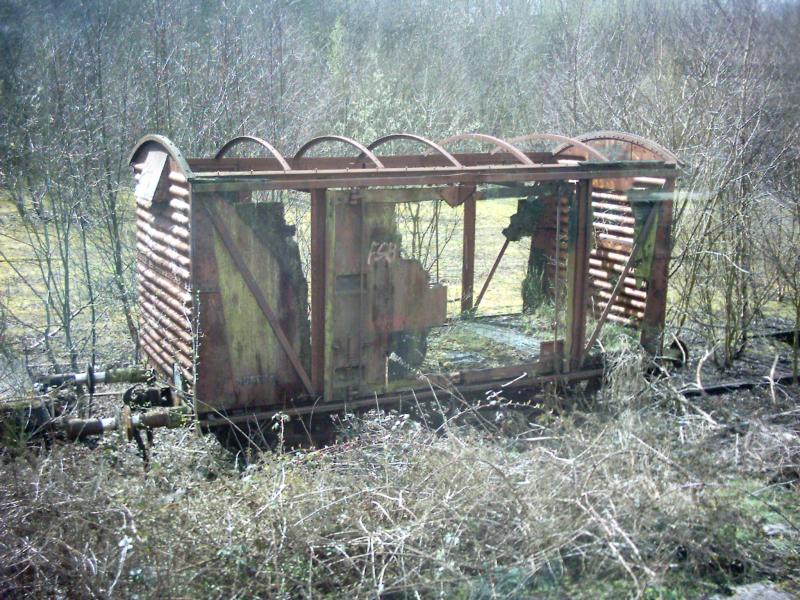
640,177 -> 675,355
310,189 -> 327,395
564,180 -> 592,371
461,194 -> 477,313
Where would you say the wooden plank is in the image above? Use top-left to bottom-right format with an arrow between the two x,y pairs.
203,202 -> 314,396
134,149 -> 168,202
189,192 -> 235,413
640,178 -> 675,354
323,194 -> 337,402
310,189 -> 327,395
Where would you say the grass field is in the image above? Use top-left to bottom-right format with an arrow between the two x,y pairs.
0,191 -> 138,379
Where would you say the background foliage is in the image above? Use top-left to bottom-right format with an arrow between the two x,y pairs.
1,0 -> 799,371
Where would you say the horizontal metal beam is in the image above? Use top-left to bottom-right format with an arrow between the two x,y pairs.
189,162 -> 676,192
187,150 -> 562,173
199,365 -> 605,425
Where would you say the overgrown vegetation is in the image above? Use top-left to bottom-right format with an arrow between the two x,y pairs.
1,353 -> 798,598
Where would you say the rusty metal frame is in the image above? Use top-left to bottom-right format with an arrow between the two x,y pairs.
130,130 -> 679,426
188,162 -> 674,192
564,180 -> 593,370
202,366 -> 607,428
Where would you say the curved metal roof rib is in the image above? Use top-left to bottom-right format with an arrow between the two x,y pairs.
214,136 -> 292,170
365,133 -> 463,167
434,133 -> 535,166
294,135 -> 385,169
554,131 -> 679,164
129,134 -> 193,176
501,133 -> 609,162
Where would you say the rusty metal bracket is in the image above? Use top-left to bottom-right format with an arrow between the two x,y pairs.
439,184 -> 476,208
203,203 -> 315,396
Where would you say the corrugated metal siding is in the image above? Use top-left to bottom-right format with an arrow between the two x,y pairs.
548,180 -> 667,329
587,186 -> 646,327
133,153 -> 194,381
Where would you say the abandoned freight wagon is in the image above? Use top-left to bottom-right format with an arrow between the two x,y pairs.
125,130 -> 679,449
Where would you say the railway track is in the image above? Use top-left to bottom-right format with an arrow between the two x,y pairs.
678,373 -> 798,398
677,328 -> 798,397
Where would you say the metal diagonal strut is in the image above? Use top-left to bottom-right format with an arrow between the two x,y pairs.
214,135 -> 292,170
294,135 -> 385,169
203,203 -> 314,396
473,238 -> 510,311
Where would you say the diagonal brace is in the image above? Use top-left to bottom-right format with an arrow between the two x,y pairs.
204,203 -> 314,396
474,238 -> 510,311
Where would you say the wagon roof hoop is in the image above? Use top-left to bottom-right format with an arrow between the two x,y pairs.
131,131 -> 678,192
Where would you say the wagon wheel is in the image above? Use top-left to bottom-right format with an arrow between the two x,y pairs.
211,414 -> 335,454
387,330 -> 428,378
210,417 -> 280,454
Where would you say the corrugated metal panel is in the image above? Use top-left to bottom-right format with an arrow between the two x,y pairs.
587,187 -> 646,327
545,184 -> 656,328
133,153 -> 194,381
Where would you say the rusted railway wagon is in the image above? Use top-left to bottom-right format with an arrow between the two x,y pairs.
128,130 -> 678,449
